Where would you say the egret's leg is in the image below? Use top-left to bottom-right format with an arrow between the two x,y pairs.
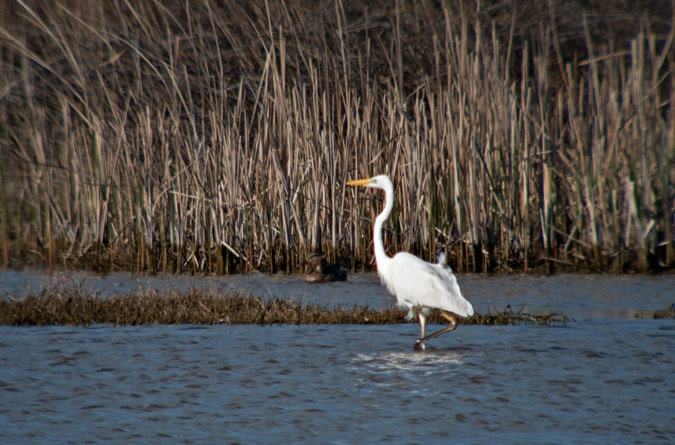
414,312 -> 458,350
418,313 -> 426,338
413,313 -> 428,351
440,312 -> 458,328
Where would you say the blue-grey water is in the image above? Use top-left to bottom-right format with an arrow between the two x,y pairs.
1,270 -> 673,443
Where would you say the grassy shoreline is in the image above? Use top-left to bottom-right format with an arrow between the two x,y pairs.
1,1 -> 673,274
0,288 -> 569,326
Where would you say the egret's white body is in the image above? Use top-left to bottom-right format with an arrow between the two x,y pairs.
347,175 -> 473,349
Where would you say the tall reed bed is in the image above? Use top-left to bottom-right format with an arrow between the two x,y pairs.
0,0 -> 673,273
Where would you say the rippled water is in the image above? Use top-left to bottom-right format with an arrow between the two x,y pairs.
1,270 -> 674,443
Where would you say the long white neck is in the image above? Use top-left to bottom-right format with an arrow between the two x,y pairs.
373,179 -> 394,270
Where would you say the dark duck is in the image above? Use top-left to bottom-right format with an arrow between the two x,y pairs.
303,252 -> 347,283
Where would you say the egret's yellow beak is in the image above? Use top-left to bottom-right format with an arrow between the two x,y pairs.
346,178 -> 374,187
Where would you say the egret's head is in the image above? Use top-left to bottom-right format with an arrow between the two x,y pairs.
346,175 -> 391,189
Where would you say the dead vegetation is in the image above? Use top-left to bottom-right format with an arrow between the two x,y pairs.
0,0 -> 673,274
652,303 -> 675,319
0,289 -> 569,327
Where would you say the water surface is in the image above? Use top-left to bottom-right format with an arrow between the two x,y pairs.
1,270 -> 673,443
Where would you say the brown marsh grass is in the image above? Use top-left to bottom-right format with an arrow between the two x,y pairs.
0,0 -> 673,274
652,303 -> 675,319
0,288 -> 569,326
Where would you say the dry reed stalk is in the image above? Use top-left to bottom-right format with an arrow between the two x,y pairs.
0,0 -> 672,273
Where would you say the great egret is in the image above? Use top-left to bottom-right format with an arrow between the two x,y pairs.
347,175 -> 473,351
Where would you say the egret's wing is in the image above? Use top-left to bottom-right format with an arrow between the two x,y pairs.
385,252 -> 473,317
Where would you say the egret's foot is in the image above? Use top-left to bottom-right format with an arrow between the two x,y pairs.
413,340 -> 426,351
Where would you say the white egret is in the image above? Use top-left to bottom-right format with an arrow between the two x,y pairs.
347,175 -> 473,351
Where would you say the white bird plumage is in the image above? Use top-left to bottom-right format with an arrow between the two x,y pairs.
347,174 -> 473,350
